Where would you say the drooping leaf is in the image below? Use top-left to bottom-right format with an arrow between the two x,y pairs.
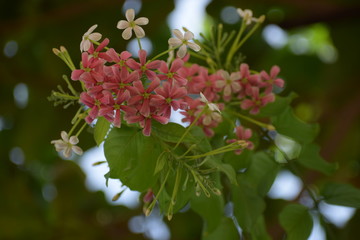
94,117 -> 111,146
104,126 -> 162,192
232,182 -> 266,232
279,204 -> 313,240
202,217 -> 239,240
272,107 -> 319,144
251,216 -> 272,240
297,144 -> 337,176
321,183 -> 360,208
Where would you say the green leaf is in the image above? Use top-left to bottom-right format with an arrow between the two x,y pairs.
297,144 -> 337,176
274,134 -> 302,161
152,122 -> 196,143
321,183 -> 360,208
104,126 -> 162,192
202,217 -> 239,240
205,156 -> 237,185
223,149 -> 253,171
232,182 -> 266,232
94,117 -> 111,146
258,92 -> 298,117
272,108 -> 319,144
251,216 -> 272,240
279,204 -> 313,240
240,152 -> 280,196
154,152 -> 168,175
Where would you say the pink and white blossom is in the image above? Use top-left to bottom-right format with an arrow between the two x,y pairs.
117,9 -> 149,40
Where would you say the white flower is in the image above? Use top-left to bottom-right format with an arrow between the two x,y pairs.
51,131 -> 83,158
199,92 -> 221,113
117,9 -> 149,40
80,24 -> 102,52
237,8 -> 264,25
216,70 -> 241,99
168,29 -> 201,58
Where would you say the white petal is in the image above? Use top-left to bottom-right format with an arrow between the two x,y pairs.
61,131 -> 69,142
117,20 -> 130,29
172,29 -> 183,40
224,85 -> 231,96
230,72 -> 241,80
184,31 -> 194,41
72,146 -> 83,155
135,17 -> 149,25
168,38 -> 182,47
122,27 -> 133,40
83,40 -> 91,52
199,92 -> 208,103
203,115 -> 212,126
216,80 -> 225,88
133,25 -> 145,38
187,42 -> 201,52
231,82 -> 241,92
126,9 -> 135,22
63,147 -> 71,158
177,44 -> 187,58
89,32 -> 102,41
69,136 -> 79,145
86,24 -> 98,35
237,8 -> 244,17
80,40 -> 85,51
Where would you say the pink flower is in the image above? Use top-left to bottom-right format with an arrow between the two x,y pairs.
238,63 -> 260,98
80,91 -> 108,123
102,49 -> 132,72
240,87 -> 275,114
103,67 -> 139,95
158,59 -> 187,86
126,107 -> 169,136
71,52 -> 105,87
194,68 -> 220,102
226,126 -> 254,154
259,65 -> 284,94
127,78 -> 162,117
127,50 -> 162,80
87,38 -> 110,59
153,82 -> 187,118
178,64 -> 201,94
216,70 -> 241,102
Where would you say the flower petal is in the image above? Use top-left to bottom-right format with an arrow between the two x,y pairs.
168,38 -> 182,47
133,26 -> 145,38
89,32 -> 102,42
117,20 -> 130,29
126,9 -> 135,22
184,31 -> 194,41
72,146 -> 83,155
135,17 -> 149,25
172,29 -> 183,39
69,136 -> 79,145
122,27 -> 133,40
61,131 -> 69,142
177,44 -> 187,58
187,42 -> 201,52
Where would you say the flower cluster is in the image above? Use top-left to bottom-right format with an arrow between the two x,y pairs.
51,8 -> 284,157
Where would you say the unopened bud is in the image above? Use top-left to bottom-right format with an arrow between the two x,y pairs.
60,46 -> 67,53
258,15 -> 266,23
52,48 -> 61,55
267,124 -> 275,131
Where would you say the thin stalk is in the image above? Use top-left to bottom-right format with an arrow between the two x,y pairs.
230,111 -> 275,130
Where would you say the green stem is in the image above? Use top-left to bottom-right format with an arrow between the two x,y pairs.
235,21 -> 263,50
62,75 -> 78,96
229,111 -> 275,130
173,107 -> 207,151
137,38 -> 142,50
146,169 -> 171,216
150,47 -> 177,62
225,20 -> 246,69
75,121 -> 88,137
53,92 -> 79,101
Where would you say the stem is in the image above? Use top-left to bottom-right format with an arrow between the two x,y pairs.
150,47 -> 177,62
146,169 -> 171,216
229,111 -> 275,130
62,75 -> 78,96
137,38 -> 143,50
53,92 -> 79,101
225,20 -> 246,69
173,107 -> 207,151
167,166 -> 182,220
75,121 -> 88,137
235,21 -> 263,50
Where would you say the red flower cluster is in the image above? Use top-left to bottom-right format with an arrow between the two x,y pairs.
71,40 -> 284,137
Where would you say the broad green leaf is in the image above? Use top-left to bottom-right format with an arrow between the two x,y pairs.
152,122 -> 196,143
94,117 -> 111,146
321,183 -> 360,208
297,144 -> 337,176
272,108 -> 319,144
205,156 -> 237,185
154,152 -> 168,175
104,126 -> 162,192
203,217 -> 239,240
223,149 -> 253,171
191,184 -> 224,233
258,92 -> 298,117
232,182 -> 266,232
251,216 -> 272,240
279,204 -> 313,240
240,152 -> 280,196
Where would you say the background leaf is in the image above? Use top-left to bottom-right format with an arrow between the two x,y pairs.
202,217 -> 239,240
279,204 -> 313,240
93,117 -> 111,146
321,183 -> 360,208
